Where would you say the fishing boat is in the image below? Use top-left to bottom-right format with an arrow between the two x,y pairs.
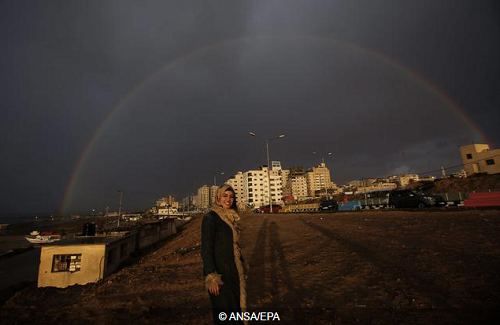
25,231 -> 62,244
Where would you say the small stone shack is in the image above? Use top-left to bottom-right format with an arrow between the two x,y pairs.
38,218 -> 178,288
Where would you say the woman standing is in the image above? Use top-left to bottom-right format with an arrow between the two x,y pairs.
201,184 -> 246,323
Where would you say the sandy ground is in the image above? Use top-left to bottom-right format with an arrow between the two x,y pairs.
1,209 -> 500,325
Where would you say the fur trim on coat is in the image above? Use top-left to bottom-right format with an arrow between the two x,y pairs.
205,272 -> 224,291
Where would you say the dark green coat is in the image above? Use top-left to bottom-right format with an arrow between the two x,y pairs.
201,210 -> 242,323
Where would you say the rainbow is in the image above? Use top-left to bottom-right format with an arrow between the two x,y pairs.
60,34 -> 490,214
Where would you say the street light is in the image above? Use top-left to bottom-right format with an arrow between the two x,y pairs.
213,171 -> 225,186
312,152 -> 332,198
249,132 -> 286,213
117,190 -> 123,227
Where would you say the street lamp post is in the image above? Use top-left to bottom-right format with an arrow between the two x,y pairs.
312,152 -> 332,199
249,132 -> 285,213
213,171 -> 225,186
117,190 -> 123,227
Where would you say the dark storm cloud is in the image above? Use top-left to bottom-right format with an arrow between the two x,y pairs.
1,1 -> 498,214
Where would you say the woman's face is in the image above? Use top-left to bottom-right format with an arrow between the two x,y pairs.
220,190 -> 235,209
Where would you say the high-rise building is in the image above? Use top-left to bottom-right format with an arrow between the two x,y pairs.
282,166 -> 308,200
181,195 -> 195,211
209,185 -> 218,207
196,185 -> 210,209
226,172 -> 245,210
227,161 -> 284,209
307,162 -> 336,197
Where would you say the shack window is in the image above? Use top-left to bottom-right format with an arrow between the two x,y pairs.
486,159 -> 495,165
52,254 -> 82,273
466,153 -> 472,159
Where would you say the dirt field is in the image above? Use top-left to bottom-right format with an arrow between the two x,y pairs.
2,209 -> 500,324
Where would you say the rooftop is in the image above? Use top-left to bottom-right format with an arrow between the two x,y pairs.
45,232 -> 133,246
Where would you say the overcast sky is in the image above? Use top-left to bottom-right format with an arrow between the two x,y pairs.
1,0 -> 499,215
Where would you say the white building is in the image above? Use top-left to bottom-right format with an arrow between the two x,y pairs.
227,161 -> 284,209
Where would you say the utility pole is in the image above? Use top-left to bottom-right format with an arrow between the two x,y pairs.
117,190 -> 123,227
266,140 -> 272,212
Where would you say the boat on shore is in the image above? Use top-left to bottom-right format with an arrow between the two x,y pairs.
25,231 -> 63,244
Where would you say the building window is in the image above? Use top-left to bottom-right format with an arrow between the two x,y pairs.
52,254 -> 82,273
486,159 -> 495,165
466,153 -> 472,159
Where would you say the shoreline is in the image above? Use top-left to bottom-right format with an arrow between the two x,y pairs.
0,236 -> 31,256
0,217 -> 99,256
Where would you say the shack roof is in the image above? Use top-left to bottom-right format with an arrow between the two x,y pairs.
44,234 -> 133,246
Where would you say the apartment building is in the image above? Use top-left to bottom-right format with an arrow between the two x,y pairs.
307,162 -> 336,197
226,172 -> 245,210
459,144 -> 500,176
387,174 -> 419,188
282,167 -> 309,200
227,161 -> 284,209
156,195 -> 179,209
181,195 -> 195,211
196,185 -> 210,210
209,185 -> 218,207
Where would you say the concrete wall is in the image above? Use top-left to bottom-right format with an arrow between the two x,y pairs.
137,219 -> 177,250
282,202 -> 320,212
103,235 -> 137,277
38,244 -> 105,288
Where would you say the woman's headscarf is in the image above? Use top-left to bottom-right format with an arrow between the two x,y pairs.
214,183 -> 237,210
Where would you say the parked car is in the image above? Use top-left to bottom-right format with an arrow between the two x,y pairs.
338,200 -> 363,211
255,205 -> 282,213
388,190 -> 446,208
319,199 -> 338,211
